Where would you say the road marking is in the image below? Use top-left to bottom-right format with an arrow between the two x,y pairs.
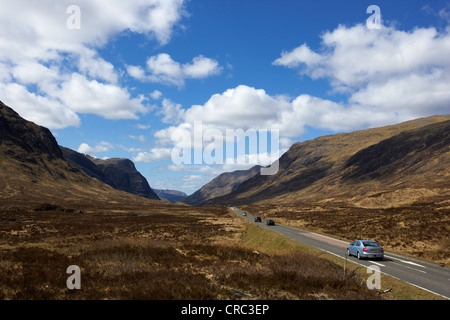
370,261 -> 385,267
398,259 -> 426,268
391,261 -> 427,274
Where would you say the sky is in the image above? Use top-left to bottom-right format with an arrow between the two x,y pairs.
0,0 -> 449,195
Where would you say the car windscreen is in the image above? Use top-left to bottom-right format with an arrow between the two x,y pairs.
363,242 -> 379,247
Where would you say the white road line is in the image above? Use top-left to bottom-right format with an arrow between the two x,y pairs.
391,261 -> 427,274
370,261 -> 385,267
398,259 -> 426,268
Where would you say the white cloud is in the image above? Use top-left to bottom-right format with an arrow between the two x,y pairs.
129,135 -> 146,142
11,61 -> 60,89
77,48 -> 118,84
273,23 -> 450,119
273,44 -> 324,68
134,123 -> 151,130
146,53 -> 184,86
126,65 -> 147,81
151,83 -> 408,169
55,73 -> 149,120
77,141 -> 113,155
159,98 -> 185,124
0,0 -> 186,63
127,53 -> 222,86
133,147 -> 172,162
182,55 -> 222,79
183,85 -> 291,130
181,174 -> 211,190
0,82 -> 80,129
150,90 -> 163,100
0,0 -> 187,128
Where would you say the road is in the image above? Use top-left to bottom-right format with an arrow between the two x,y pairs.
231,207 -> 450,299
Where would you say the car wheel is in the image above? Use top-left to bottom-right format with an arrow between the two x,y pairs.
357,251 -> 361,260
347,249 -> 351,257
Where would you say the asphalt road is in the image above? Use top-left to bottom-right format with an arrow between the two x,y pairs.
231,207 -> 450,299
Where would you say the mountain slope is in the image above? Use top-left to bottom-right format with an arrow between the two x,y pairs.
60,146 -> 112,184
204,115 -> 450,207
154,189 -> 187,203
0,100 -> 160,208
90,157 -> 160,200
183,165 -> 261,205
0,101 -> 63,162
61,147 -> 160,200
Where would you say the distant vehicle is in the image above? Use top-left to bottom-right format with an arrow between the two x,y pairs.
347,240 -> 384,260
242,212 -> 247,216
266,219 -> 275,226
254,216 -> 262,222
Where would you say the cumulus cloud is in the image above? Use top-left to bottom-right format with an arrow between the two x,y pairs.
77,141 -> 114,155
77,48 -> 119,84
159,98 -> 185,124
184,85 -> 291,130
156,84 -> 399,143
55,73 -> 149,120
0,0 -> 186,62
182,55 -> 222,79
273,23 -> 450,119
126,65 -> 147,81
0,0 -> 186,128
146,53 -> 184,86
0,82 -> 81,129
133,148 -> 172,162
127,53 -> 222,86
150,90 -> 163,100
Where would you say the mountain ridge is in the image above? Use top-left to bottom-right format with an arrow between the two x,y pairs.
200,114 -> 450,207
154,189 -> 187,203
0,100 -> 160,208
183,165 -> 261,205
61,147 -> 160,200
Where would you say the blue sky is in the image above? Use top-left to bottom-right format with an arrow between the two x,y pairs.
1,0 -> 449,194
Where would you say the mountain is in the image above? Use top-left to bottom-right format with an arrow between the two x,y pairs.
0,101 -> 63,162
0,100 -> 160,208
183,165 -> 261,205
154,189 -> 187,203
61,147 -> 160,200
60,146 -> 111,184
202,115 -> 450,207
89,157 -> 160,200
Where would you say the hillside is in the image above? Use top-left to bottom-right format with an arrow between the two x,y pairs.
203,115 -> 450,207
61,147 -> 160,200
184,165 -> 261,205
154,189 -> 187,203
0,101 -> 160,208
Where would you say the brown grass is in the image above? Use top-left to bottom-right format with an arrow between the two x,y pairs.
0,203 -> 381,300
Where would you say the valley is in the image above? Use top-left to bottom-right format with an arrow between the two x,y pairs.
1,100 -> 449,300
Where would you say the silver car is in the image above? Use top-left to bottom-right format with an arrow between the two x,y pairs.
347,240 -> 384,260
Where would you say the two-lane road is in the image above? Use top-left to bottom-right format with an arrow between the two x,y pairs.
231,207 -> 450,299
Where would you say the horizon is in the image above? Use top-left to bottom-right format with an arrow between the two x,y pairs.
1,0 -> 449,194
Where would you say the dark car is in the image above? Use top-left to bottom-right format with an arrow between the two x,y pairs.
266,219 -> 275,226
254,216 -> 262,222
